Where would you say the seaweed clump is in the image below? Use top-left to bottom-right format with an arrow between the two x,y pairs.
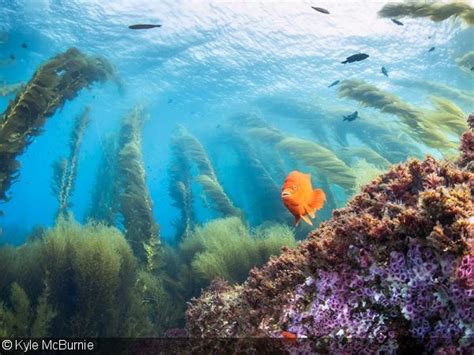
0,48 -> 114,204
0,218 -> 179,336
186,114 -> 473,352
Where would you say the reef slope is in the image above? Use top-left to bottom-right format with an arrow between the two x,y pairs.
186,115 -> 474,352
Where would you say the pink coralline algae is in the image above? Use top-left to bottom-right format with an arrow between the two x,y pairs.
186,114 -> 474,353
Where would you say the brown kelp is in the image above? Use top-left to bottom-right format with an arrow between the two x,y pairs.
247,125 -> 356,192
393,78 -> 474,106
220,129 -> 290,224
378,1 -> 474,26
169,128 -> 194,242
338,79 -> 460,152
338,146 -> 391,169
456,51 -> 474,74
174,126 -> 242,219
195,175 -> 242,218
86,135 -> 118,226
177,217 -> 297,301
186,114 -> 473,353
0,218 -> 180,336
116,106 -> 160,264
0,82 -> 25,97
51,107 -> 91,218
0,48 -> 114,203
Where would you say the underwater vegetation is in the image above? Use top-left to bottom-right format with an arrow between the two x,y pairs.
115,106 -> 160,266
0,48 -> 114,204
456,51 -> 474,74
338,79 -> 466,153
0,218 -> 179,336
171,126 -> 242,219
378,2 -> 474,26
52,107 -> 91,219
0,82 -> 25,97
86,135 -> 118,226
169,217 -> 297,303
186,114 -> 473,352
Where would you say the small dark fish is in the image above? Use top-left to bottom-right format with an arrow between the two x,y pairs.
381,66 -> 388,77
10,54 -> 15,60
341,53 -> 369,64
428,47 -> 435,52
470,66 -> 474,71
311,6 -> 330,14
216,124 -> 221,129
167,99 -> 173,104
343,111 -> 358,122
128,24 -> 161,30
391,19 -> 404,26
328,80 -> 340,88
21,43 -> 28,49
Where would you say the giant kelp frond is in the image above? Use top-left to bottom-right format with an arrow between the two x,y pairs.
393,78 -> 474,106
86,135 -> 118,225
116,106 -> 159,264
223,129 -> 289,223
174,126 -> 217,181
378,2 -> 474,26
339,146 -> 391,169
338,79 -> 421,128
195,174 -> 242,218
0,82 -> 25,97
247,127 -> 287,145
0,48 -> 115,203
426,96 -> 468,136
168,128 -> 194,242
456,51 -> 474,74
277,137 -> 356,191
52,107 -> 91,218
338,79 -> 458,153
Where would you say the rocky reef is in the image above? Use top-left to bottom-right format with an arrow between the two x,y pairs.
186,114 -> 473,353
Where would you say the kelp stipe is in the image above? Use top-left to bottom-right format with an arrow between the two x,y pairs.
0,48 -> 114,204
51,107 -> 91,219
116,106 -> 160,265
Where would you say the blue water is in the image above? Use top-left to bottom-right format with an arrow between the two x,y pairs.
0,0 -> 473,244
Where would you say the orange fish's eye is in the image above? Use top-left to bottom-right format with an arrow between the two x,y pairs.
292,185 -> 297,191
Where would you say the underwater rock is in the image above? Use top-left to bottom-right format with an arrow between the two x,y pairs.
0,48 -> 115,204
186,114 -> 474,352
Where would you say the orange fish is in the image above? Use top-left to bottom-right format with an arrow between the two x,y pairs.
281,331 -> 297,340
281,170 -> 326,226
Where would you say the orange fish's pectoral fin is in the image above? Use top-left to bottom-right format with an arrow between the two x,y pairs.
300,214 -> 313,226
309,188 -> 326,211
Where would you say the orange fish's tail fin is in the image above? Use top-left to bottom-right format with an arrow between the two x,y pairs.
309,188 -> 326,211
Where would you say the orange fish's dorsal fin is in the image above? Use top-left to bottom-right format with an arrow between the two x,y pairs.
300,214 -> 313,226
309,188 -> 326,211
